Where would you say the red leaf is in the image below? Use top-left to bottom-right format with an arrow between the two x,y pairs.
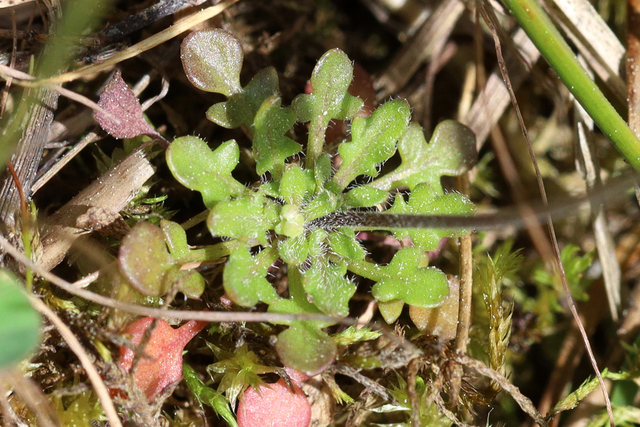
94,70 -> 160,140
237,369 -> 311,427
118,317 -> 207,401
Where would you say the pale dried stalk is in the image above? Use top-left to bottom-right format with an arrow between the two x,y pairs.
374,0 -> 465,98
28,295 -> 123,427
39,142 -> 156,271
27,0 -> 239,86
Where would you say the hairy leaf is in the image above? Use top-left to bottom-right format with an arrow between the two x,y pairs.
94,69 -> 159,140
223,247 -> 279,307
370,120 -> 477,192
387,183 -> 475,250
253,96 -> 301,177
332,99 -> 410,190
372,247 -> 449,308
166,136 -> 245,207
181,29 -> 243,96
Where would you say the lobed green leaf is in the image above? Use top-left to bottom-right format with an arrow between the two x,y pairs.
372,247 -> 449,308
166,136 -> 245,208
223,247 -> 279,307
332,99 -> 410,190
369,120 -> 477,192
253,95 -> 301,177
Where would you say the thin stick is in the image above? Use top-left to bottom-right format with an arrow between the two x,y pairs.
0,232 -> 338,324
481,1 -> 614,424
28,295 -> 123,427
22,0 -> 239,86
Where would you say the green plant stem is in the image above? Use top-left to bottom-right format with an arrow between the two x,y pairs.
305,119 -> 327,170
186,240 -> 243,263
500,0 -> 640,170
330,254 -> 385,283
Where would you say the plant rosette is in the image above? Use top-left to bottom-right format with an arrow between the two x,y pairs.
162,29 -> 478,374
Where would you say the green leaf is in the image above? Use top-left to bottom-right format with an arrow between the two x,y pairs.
118,221 -> 174,296
160,219 -> 190,260
292,49 -> 363,166
183,363 -> 238,427
253,95 -> 301,177
387,183 -> 475,250
292,49 -> 363,123
118,222 -> 206,298
372,247 -> 449,308
181,29 -> 243,97
206,67 -> 280,129
0,270 -> 40,369
279,165 -> 315,206
343,186 -> 389,207
275,323 -> 337,375
166,136 -> 245,208
332,99 -> 410,190
207,194 -> 278,245
223,246 -> 280,307
302,258 -> 355,317
370,121 -> 477,192
326,228 -> 366,261
377,299 -> 405,324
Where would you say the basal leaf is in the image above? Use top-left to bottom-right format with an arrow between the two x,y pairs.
160,219 -> 190,260
275,323 -> 337,376
207,194 -> 278,245
292,49 -> 362,124
343,186 -> 389,208
94,69 -> 160,140
372,247 -> 449,308
279,165 -> 315,206
387,183 -> 475,250
370,120 -> 477,192
302,258 -> 355,317
223,247 -> 279,307
332,99 -> 410,190
206,67 -> 280,129
166,136 -> 245,208
181,29 -> 243,96
118,222 -> 174,296
253,95 -> 301,177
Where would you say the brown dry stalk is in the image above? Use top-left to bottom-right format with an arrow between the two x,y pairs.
28,295 -> 122,427
480,0 -> 614,424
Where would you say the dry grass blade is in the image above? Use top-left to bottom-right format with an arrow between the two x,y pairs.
29,0 -> 239,86
456,354 -> 547,426
0,232 -> 340,324
39,142 -> 156,271
375,0 -> 465,98
573,62 -> 621,321
27,296 -> 122,427
0,63 -> 119,123
550,0 -> 626,101
463,28 -> 539,148
480,1 -> 614,424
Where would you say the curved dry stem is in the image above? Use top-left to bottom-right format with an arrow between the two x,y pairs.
20,0 -> 239,87
456,354 -> 546,426
0,233 -> 338,324
27,296 -> 122,427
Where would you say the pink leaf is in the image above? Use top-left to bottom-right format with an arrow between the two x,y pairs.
118,317 -> 207,401
94,70 -> 160,140
237,369 -> 311,427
